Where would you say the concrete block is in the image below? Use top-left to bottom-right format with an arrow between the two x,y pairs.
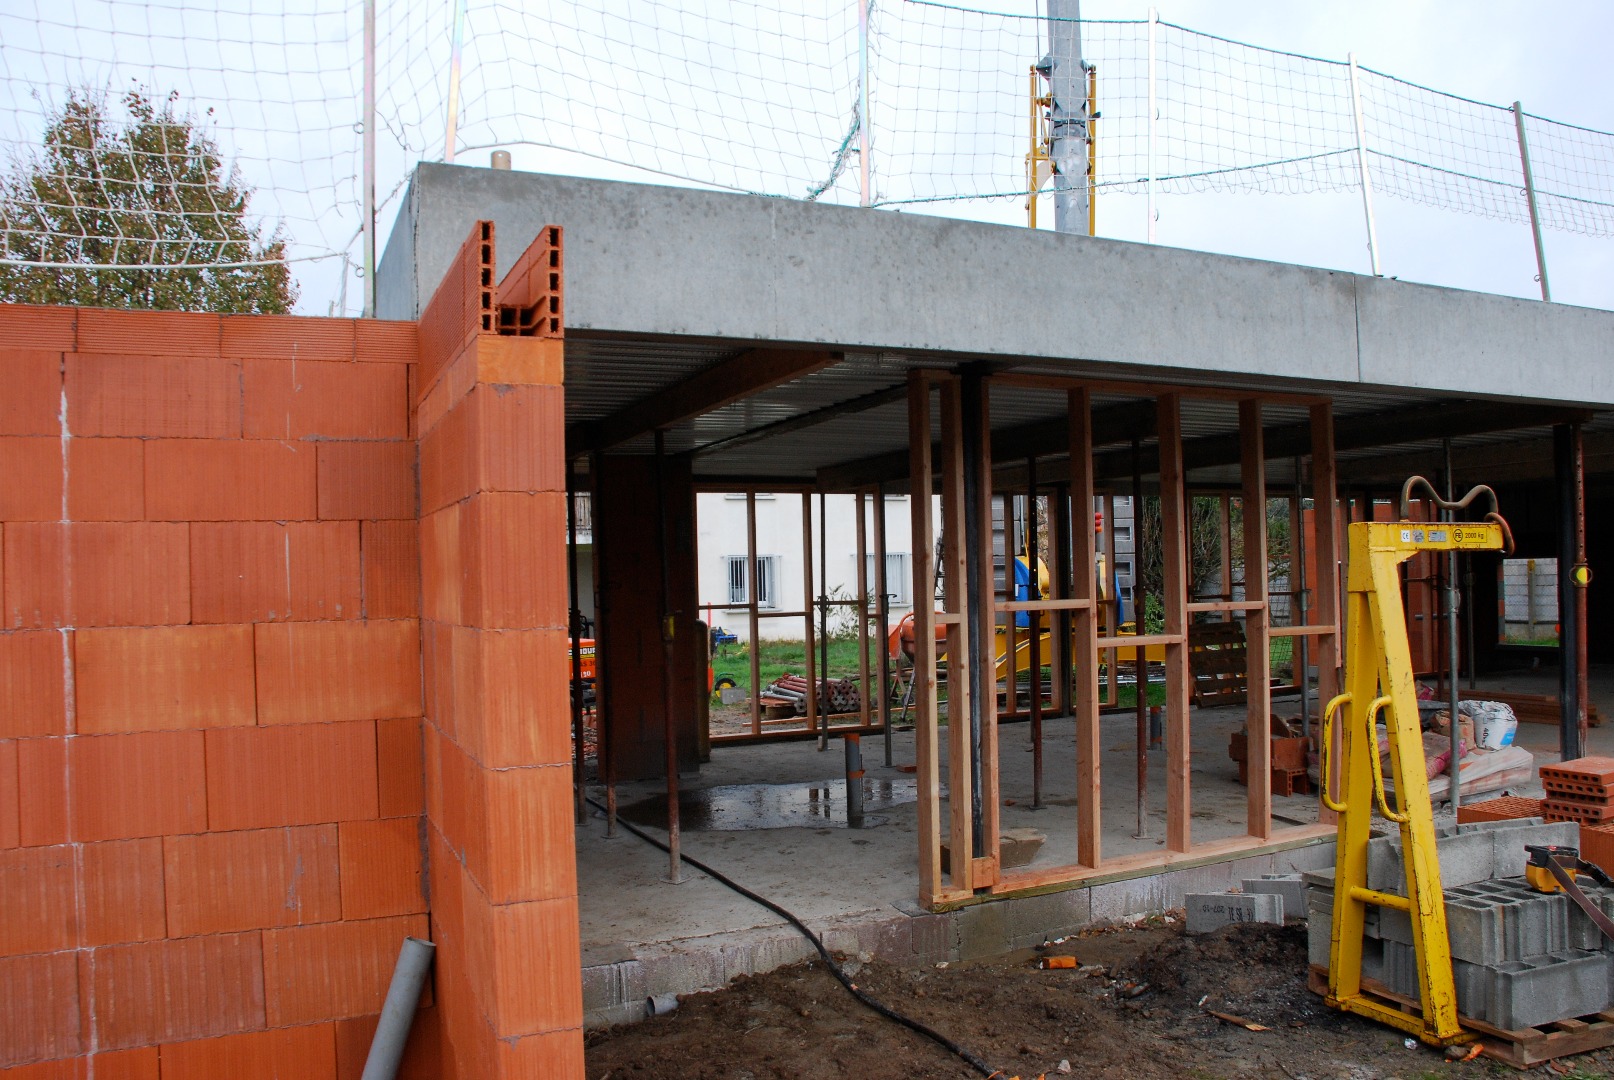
1301,866 -> 1336,891
1004,888 -> 1093,950
581,956 -> 646,1013
955,899 -> 1010,962
1243,874 -> 1307,919
1367,828 -> 1495,894
1185,892 -> 1283,935
1089,874 -> 1171,924
1489,820 -> 1579,880
1487,950 -> 1613,1030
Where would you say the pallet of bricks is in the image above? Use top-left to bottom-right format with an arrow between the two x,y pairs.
1543,757 -> 1614,874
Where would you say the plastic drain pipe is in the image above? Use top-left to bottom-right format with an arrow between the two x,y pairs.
360,936 -> 437,1080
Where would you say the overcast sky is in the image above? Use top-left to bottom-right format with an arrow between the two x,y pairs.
3,0 -> 1608,314
501,0 -> 1614,314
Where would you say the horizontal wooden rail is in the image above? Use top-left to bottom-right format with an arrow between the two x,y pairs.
1187,600 -> 1265,613
996,598 -> 1093,613
1095,633 -> 1183,648
1270,625 -> 1337,639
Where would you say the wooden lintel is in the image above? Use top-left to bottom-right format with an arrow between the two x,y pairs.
569,347 -> 840,455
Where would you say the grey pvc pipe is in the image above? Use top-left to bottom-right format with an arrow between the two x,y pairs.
646,992 -> 680,1017
360,936 -> 437,1080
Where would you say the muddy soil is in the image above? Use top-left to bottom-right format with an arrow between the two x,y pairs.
585,921 -> 1614,1080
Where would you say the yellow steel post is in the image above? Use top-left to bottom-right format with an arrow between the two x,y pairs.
1325,515 -> 1509,1046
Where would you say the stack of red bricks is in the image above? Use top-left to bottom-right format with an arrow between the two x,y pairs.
1541,756 -> 1614,826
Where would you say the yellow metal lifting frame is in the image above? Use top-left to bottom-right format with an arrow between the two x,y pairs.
1322,480 -> 1513,1046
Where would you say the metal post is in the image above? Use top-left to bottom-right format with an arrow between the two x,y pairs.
568,465 -> 585,825
1146,7 -> 1158,243
1132,438 -> 1147,839
858,0 -> 872,208
1574,424 -> 1590,756
819,490 -> 830,752
1295,457 -> 1310,737
961,373 -> 989,858
1346,53 -> 1382,277
443,0 -> 467,163
1045,0 -> 1090,235
362,0 -> 377,317
592,453 -> 617,839
1027,457 -> 1044,809
845,733 -> 865,828
654,431 -> 682,884
875,483 -> 893,767
1555,424 -> 1583,761
1512,102 -> 1552,302
1444,439 -> 1461,813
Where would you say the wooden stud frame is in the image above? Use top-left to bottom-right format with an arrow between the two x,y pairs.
905,372 -> 1340,909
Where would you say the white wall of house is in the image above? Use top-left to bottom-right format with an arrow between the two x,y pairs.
696,492 -> 929,642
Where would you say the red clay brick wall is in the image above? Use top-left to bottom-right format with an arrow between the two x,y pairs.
417,223 -> 584,1078
0,304 -> 438,1078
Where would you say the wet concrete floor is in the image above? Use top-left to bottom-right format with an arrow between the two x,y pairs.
618,777 -> 924,830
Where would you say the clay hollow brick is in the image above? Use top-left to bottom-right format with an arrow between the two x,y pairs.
74,624 -> 256,734
163,825 -> 342,937
66,353 -> 240,438
205,721 -> 380,831
3,521 -> 190,630
243,358 -> 408,441
190,521 -> 362,624
0,348 -> 63,436
253,620 -> 421,725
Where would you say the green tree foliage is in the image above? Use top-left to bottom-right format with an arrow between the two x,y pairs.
0,88 -> 296,312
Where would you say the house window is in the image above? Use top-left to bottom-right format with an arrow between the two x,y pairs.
865,552 -> 912,606
725,555 -> 780,609
723,492 -> 775,500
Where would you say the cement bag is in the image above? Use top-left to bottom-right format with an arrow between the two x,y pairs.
1459,699 -> 1518,750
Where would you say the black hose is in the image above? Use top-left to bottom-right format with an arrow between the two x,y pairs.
585,797 -> 996,1077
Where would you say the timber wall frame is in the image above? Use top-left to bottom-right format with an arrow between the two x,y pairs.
906,369 -> 1341,910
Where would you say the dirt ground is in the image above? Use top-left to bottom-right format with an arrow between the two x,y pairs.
584,921 -> 1614,1080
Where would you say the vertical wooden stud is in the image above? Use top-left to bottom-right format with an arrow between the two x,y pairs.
749,491 -> 762,736
1158,393 -> 1192,854
1069,389 -> 1101,868
909,373 -> 942,905
973,380 -> 1001,886
802,492 -> 818,735
1311,402 -> 1342,824
856,490 -> 871,728
939,376 -> 973,893
1049,482 -> 1071,717
1241,400 -> 1272,840
1104,491 -> 1119,709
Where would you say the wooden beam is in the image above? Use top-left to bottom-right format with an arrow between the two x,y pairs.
971,377 -> 1002,889
1070,388 -> 1101,869
1092,401 -> 1595,482
569,347 -> 839,454
1158,394 -> 1192,854
940,377 -> 975,894
1337,428 -> 1614,485
908,373 -> 945,907
1310,402 -> 1342,825
1240,400 -> 1272,841
819,398 -> 1158,491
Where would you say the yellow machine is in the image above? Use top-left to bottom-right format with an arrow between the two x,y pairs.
1320,480 -> 1513,1046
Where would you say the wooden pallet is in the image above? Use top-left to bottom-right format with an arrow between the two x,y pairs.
1189,620 -> 1248,707
1308,964 -> 1614,1068
1458,688 -> 1604,728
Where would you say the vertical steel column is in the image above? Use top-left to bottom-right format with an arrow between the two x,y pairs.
960,372 -> 990,862
1444,440 -> 1462,812
1131,437 -> 1148,839
749,492 -> 762,736
820,490 -> 830,751
1512,102 -> 1552,302
1555,424 -> 1584,761
1045,0 -> 1090,235
1295,456 -> 1310,734
593,452 -> 617,839
1347,53 -> 1382,277
1027,456 -> 1044,809
568,465 -> 585,824
801,493 -> 818,736
362,0 -> 377,317
654,431 -> 682,884
1575,425 -> 1590,756
857,490 -> 871,729
1050,482 -> 1072,718
874,483 -> 893,766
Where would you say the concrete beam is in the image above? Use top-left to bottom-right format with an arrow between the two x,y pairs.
380,166 -> 1614,409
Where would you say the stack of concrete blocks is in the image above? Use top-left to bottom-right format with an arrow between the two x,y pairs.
1305,818 -> 1614,1030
